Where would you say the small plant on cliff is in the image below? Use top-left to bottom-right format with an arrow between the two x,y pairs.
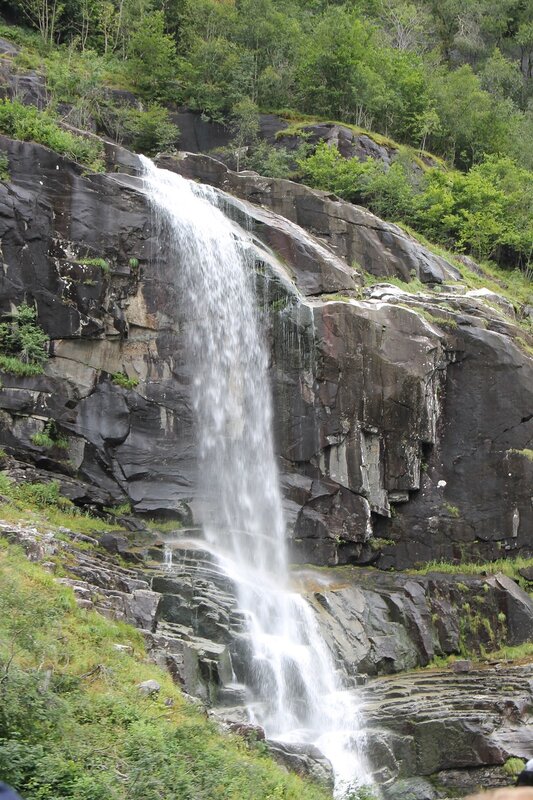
0,302 -> 49,376
111,371 -> 139,389
0,152 -> 10,181
443,502 -> 460,518
79,256 -> 110,273
31,420 -> 69,450
503,758 -> 525,777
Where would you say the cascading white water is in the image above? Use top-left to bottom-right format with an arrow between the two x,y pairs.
141,157 -> 372,796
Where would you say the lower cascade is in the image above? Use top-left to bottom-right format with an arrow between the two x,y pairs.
140,156 -> 372,796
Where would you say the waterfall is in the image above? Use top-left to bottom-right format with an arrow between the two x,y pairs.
141,157 -> 371,797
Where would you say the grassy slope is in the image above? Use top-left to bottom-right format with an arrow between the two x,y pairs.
0,537 -> 331,800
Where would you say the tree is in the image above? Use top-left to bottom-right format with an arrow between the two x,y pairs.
126,10 -> 178,101
230,98 -> 260,171
13,0 -> 64,44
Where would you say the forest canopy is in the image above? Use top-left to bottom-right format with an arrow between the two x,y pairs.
1,0 -> 532,272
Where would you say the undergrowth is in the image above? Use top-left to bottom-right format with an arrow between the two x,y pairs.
0,541 -> 330,800
411,556 -> 533,588
0,474 -> 121,534
0,99 -> 105,171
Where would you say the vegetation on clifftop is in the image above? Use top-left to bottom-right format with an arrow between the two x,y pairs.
0,1 -> 532,275
0,539 -> 331,800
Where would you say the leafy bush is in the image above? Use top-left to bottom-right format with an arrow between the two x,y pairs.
503,757 -> 525,777
298,143 -> 533,273
0,302 -> 49,375
0,100 -> 104,171
111,372 -> 138,389
114,104 -> 179,155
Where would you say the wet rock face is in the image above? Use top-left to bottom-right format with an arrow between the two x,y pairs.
0,138 -> 532,567
159,152 -> 461,286
361,665 -> 533,790
303,567 -> 533,675
0,135 -> 195,516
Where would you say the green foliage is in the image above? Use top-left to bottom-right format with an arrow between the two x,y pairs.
104,502 -> 132,516
0,355 -> 44,376
0,474 -> 122,534
114,105 -> 179,155
0,302 -> 49,375
126,12 -> 178,102
443,503 -> 460,518
508,448 -> 533,462
30,431 -> 55,448
503,758 -> 525,777
0,476 -> 72,511
79,257 -> 109,272
299,143 -> 533,273
411,556 -> 533,589
31,420 -> 69,450
0,152 -> 10,181
0,542 -> 331,800
111,372 -> 139,390
0,3 -> 532,278
0,100 -> 104,171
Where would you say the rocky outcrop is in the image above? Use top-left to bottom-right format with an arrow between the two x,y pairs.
0,136 -> 531,568
361,665 -> 533,791
4,519 -> 533,793
161,152 -> 461,285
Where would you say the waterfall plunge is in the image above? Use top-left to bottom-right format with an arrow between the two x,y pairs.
141,158 -> 371,796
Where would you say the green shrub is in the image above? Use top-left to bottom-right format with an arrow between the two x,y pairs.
79,257 -> 110,272
0,100 -> 104,171
503,757 -> 525,777
114,104 -> 179,155
15,480 -> 73,510
0,302 -> 49,375
111,372 -> 139,389
31,431 -> 55,448
0,152 -> 10,181
31,420 -> 69,450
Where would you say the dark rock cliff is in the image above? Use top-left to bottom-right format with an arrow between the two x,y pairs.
0,136 -> 532,570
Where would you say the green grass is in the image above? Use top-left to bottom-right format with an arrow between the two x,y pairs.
31,419 -> 69,450
508,448 -> 533,462
0,99 -> 105,171
0,474 -> 122,535
0,354 -> 44,375
144,518 -> 183,533
79,257 -> 110,272
411,556 -> 533,586
363,270 -> 426,293
30,431 -> 55,448
0,540 -> 331,800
